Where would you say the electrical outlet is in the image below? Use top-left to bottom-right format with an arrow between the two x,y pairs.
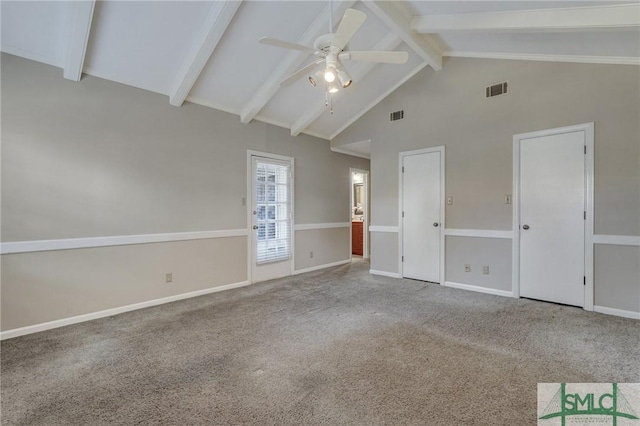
166,273 -> 173,283
310,251 -> 314,259
447,196 -> 453,205
464,264 -> 471,272
483,266 -> 490,275
505,195 -> 512,204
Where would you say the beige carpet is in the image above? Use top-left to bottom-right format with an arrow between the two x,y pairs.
2,258 -> 639,425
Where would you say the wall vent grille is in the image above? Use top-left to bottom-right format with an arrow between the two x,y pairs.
390,110 -> 404,121
486,82 -> 508,98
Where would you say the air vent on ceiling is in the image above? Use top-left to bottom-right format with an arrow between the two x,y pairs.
486,81 -> 508,98
390,110 -> 404,121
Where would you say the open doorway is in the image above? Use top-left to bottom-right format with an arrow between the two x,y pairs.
350,169 -> 369,260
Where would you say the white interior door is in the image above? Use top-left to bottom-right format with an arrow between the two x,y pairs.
519,131 -> 585,307
402,151 -> 441,282
251,156 -> 292,283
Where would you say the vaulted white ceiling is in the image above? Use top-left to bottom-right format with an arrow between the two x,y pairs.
3,1 -> 639,143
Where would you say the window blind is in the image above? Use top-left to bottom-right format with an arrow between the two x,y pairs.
255,160 -> 291,264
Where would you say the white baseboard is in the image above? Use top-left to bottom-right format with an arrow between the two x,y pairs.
293,259 -> 351,275
444,281 -> 515,298
593,305 -> 640,320
0,280 -> 251,340
369,269 -> 402,279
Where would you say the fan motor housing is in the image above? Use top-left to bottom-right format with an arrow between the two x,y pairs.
314,34 -> 336,53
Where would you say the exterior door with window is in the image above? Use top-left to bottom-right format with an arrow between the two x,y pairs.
251,156 -> 293,283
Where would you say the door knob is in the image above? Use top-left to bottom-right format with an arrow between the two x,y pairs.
433,222 -> 439,227
252,225 -> 259,230
522,224 -> 530,230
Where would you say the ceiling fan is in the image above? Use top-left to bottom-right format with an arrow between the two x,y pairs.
259,8 -> 409,95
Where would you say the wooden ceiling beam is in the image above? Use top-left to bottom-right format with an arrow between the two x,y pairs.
361,0 -> 442,71
63,0 -> 96,81
411,4 -> 640,33
169,1 -> 243,107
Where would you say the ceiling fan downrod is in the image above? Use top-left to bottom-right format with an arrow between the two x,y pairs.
329,0 -> 333,33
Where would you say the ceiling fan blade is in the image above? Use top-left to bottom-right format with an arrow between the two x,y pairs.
342,51 -> 409,64
259,37 -> 316,54
332,9 -> 367,51
280,59 -> 324,87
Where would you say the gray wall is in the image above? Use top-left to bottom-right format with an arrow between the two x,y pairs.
1,54 -> 369,331
335,57 -> 640,312
370,232 -> 398,273
2,54 -> 369,241
2,237 -> 247,330
594,245 -> 640,312
445,236 -> 512,292
295,228 -> 350,271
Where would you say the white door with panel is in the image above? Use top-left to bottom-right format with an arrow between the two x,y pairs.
402,151 -> 442,282
251,156 -> 293,283
519,131 -> 585,307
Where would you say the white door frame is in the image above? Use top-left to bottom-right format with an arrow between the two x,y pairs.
512,123 -> 594,310
350,168 -> 370,259
246,150 -> 295,284
398,146 -> 446,284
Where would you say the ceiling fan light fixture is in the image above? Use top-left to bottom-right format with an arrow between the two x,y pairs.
338,69 -> 352,88
310,70 -> 325,88
324,66 -> 337,83
328,82 -> 340,94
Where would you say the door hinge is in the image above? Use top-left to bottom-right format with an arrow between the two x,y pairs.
402,166 -> 405,173
584,211 -> 586,220
584,276 -> 586,286
584,145 -> 587,154
402,211 -> 405,218
402,256 -> 404,262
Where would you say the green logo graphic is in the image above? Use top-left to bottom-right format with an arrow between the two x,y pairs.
540,383 -> 639,425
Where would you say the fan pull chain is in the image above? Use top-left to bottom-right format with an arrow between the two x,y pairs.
329,0 -> 333,32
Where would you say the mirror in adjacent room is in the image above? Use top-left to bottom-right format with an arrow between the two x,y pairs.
352,172 -> 364,220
